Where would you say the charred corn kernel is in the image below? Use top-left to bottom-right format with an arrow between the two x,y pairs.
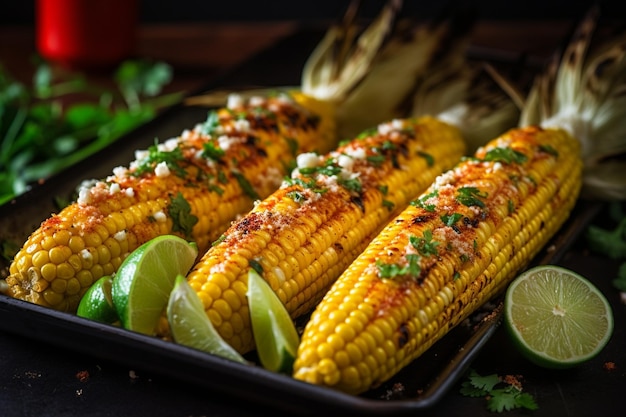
7,94 -> 337,312
184,116 -> 466,353
293,125 -> 583,394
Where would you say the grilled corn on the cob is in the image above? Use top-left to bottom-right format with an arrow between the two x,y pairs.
293,125 -> 583,394
293,7 -> 623,395
184,116 -> 466,353
178,10 -> 520,353
4,0 -> 451,312
5,95 -> 332,311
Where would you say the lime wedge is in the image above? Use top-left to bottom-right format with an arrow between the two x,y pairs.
167,274 -> 247,364
504,265 -> 614,369
77,275 -> 119,324
111,235 -> 198,335
247,269 -> 300,373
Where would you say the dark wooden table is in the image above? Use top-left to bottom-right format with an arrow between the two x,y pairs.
1,19 -> 624,417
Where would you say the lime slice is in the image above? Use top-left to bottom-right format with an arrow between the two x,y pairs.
77,275 -> 119,324
167,274 -> 247,364
504,265 -> 614,369
247,269 -> 300,373
112,235 -> 198,335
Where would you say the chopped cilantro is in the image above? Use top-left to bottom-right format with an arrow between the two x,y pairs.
200,110 -> 220,136
417,151 -> 434,167
339,177 -> 362,193
378,185 -> 389,195
456,187 -> 487,208
133,141 -> 187,178
382,199 -> 395,211
409,230 -> 439,257
508,199 -> 515,214
212,234 -> 226,247
208,184 -> 224,195
167,192 -> 198,238
411,190 -> 438,212
483,147 -> 527,164
382,140 -> 396,151
376,254 -> 421,279
232,171 -> 259,200
538,144 -> 559,157
441,212 -> 463,227
249,258 -> 264,275
287,190 -> 306,203
366,154 -> 386,166
202,142 -> 225,161
284,177 -> 327,194
357,127 -> 378,139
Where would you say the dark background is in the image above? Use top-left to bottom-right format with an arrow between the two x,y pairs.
2,0 -> 625,25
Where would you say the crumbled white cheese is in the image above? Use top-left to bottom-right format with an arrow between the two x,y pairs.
296,152 -> 321,169
249,96 -> 266,107
337,154 -> 355,171
344,146 -> 366,160
161,137 -> 180,152
153,211 -> 167,222
218,135 -> 238,151
80,249 -> 93,261
112,166 -> 128,179
135,149 -> 149,161
227,93 -> 243,109
125,188 -> 135,198
114,230 -> 127,241
234,118 -> 251,132
154,161 -> 170,177
109,183 -> 121,194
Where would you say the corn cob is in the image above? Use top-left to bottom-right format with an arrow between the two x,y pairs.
175,3 -> 520,354
4,0 -> 441,312
5,94 -> 334,312
292,125 -> 583,394
292,8 -> 624,393
183,116 -> 466,353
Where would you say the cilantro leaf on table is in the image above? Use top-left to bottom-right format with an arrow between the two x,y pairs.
460,369 -> 538,413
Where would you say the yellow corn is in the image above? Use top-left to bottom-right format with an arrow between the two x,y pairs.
292,125 -> 583,394
5,94 -> 335,312
183,117 -> 466,353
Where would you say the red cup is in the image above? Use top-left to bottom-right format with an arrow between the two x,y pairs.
36,0 -> 139,69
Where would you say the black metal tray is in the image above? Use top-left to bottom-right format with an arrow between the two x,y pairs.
0,28 -> 608,416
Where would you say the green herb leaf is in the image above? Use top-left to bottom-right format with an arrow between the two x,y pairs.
249,258 -> 264,275
376,254 -> 421,279
232,171 -> 259,200
202,142 -> 226,162
168,192 -> 198,238
585,218 -> 626,260
441,212 -> 462,227
456,187 -> 487,208
417,151 -> 434,167
461,369 -> 538,412
483,147 -> 527,164
409,231 -> 439,257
